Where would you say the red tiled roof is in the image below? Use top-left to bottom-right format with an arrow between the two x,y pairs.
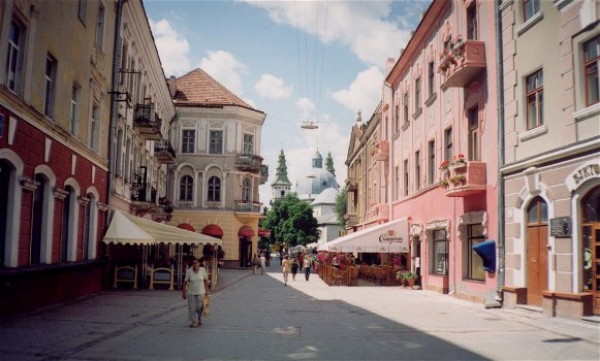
174,68 -> 254,110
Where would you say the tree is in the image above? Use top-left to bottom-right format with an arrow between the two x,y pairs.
261,193 -> 320,251
334,188 -> 347,228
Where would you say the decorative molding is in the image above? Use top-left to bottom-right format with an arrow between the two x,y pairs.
499,0 -> 513,12
425,219 -> 450,230
96,202 -> 109,212
573,103 -> 600,122
457,211 -> 488,238
410,223 -> 423,236
518,124 -> 548,142
53,187 -> 69,199
516,11 -> 544,37
78,196 -> 90,206
20,177 -> 38,191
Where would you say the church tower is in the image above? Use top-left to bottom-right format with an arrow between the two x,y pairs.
325,152 -> 335,176
271,150 -> 292,201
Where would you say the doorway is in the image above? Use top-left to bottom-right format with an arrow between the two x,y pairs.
581,185 -> 600,314
239,237 -> 251,267
526,197 -> 548,307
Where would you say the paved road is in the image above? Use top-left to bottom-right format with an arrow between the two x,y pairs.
0,264 -> 598,360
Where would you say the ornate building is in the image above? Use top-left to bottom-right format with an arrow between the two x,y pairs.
167,68 -> 268,268
271,150 -> 292,201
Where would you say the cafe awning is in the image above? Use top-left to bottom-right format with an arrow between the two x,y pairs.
103,210 -> 222,246
318,218 -> 409,253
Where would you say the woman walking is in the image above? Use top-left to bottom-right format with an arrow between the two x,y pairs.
290,257 -> 299,281
303,254 -> 312,281
281,256 -> 291,285
251,254 -> 259,275
182,258 -> 209,327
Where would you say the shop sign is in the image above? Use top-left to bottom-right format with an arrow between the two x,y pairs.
566,161 -> 600,191
550,217 -> 571,238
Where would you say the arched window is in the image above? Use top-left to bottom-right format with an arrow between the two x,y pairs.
61,186 -> 76,263
242,178 -> 251,202
179,175 -> 193,201
31,174 -> 48,265
208,176 -> 221,202
83,192 -> 97,260
0,160 -> 13,267
527,197 -> 548,225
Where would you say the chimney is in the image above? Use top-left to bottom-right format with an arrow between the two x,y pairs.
167,75 -> 177,98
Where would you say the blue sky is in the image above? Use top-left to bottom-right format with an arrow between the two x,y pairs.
144,0 -> 431,206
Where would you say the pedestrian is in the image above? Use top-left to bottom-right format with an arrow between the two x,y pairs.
303,254 -> 312,281
251,254 -> 259,275
182,257 -> 209,327
290,257 -> 299,281
260,253 -> 267,275
281,255 -> 291,285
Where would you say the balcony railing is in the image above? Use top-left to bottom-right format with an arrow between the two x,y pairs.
134,103 -> 162,140
234,200 -> 262,213
441,161 -> 487,197
367,203 -> 389,223
439,39 -> 486,89
260,164 -> 269,185
373,140 -> 389,161
154,139 -> 176,164
344,214 -> 359,227
235,154 -> 264,173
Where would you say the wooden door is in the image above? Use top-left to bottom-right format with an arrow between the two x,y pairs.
527,225 -> 548,306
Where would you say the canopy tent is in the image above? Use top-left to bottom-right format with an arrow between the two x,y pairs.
318,218 -> 409,253
103,210 -> 222,246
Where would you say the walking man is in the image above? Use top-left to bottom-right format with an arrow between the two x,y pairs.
182,258 -> 209,327
303,254 -> 312,281
260,253 -> 267,275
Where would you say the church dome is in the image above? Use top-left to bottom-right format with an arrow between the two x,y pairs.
295,167 -> 339,198
311,187 -> 339,206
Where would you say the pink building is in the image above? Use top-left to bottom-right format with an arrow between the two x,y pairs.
383,0 -> 500,303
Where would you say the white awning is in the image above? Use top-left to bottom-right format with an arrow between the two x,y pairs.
103,210 -> 222,246
318,218 -> 409,253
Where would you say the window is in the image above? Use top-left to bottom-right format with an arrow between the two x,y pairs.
124,138 -> 131,182
415,78 -> 421,111
179,175 -> 193,201
444,127 -> 453,162
78,0 -> 87,23
467,224 -> 486,280
60,187 -> 76,263
428,62 -> 435,99
31,174 -> 47,265
523,0 -> 540,22
395,166 -> 400,199
6,18 -> 26,93
0,161 -> 12,267
207,176 -> 221,202
0,114 -> 4,138
70,83 -> 80,135
243,133 -> 254,154
90,104 -> 99,151
116,129 -> 124,176
44,54 -> 57,118
415,151 -> 421,190
181,129 -> 195,153
428,140 -> 435,185
119,41 -> 128,86
403,93 -> 409,124
242,178 -> 251,201
526,69 -> 543,129
432,229 -> 448,275
467,3 -> 478,40
468,107 -> 480,161
209,130 -> 223,154
83,193 -> 97,261
527,196 -> 548,225
394,104 -> 400,133
584,36 -> 599,106
95,3 -> 105,49
403,159 -> 409,196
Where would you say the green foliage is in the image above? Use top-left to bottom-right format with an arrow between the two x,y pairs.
261,193 -> 320,249
334,188 -> 347,228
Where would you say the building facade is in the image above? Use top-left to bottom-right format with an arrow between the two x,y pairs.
500,0 -> 600,318
168,69 -> 268,268
0,0 -> 115,313
384,0 -> 500,303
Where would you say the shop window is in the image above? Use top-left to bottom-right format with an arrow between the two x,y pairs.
467,224 -> 486,281
432,229 -> 448,275
581,186 -> 600,293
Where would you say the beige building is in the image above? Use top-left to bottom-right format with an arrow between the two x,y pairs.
500,0 -> 600,318
167,69 -> 267,268
109,0 -> 176,222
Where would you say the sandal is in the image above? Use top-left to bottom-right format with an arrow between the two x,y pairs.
189,322 -> 197,327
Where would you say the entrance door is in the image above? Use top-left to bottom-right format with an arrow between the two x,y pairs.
526,197 -> 548,307
239,237 -> 251,267
581,185 -> 600,315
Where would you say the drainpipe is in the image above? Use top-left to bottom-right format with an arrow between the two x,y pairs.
492,0 -> 506,308
106,0 -> 127,209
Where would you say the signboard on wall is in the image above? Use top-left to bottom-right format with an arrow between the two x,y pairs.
550,217 -> 571,238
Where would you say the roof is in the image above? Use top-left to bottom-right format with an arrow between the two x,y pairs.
312,187 -> 339,205
173,68 -> 255,110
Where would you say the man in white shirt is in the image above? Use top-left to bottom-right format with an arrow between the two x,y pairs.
182,258 -> 209,327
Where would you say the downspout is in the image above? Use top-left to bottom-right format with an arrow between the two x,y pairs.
493,0 -> 506,307
106,0 -> 127,209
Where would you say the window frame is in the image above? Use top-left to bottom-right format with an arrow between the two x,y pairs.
6,18 -> 26,94
526,69 -> 544,130
403,159 -> 409,196
403,93 -> 409,125
428,62 -> 435,99
181,129 -> 195,154
428,140 -> 435,185
242,178 -> 251,202
90,104 -> 99,151
583,35 -> 599,107
95,2 -> 105,50
432,229 -> 448,275
444,127 -> 453,162
209,130 -> 223,155
522,0 -> 540,22
467,2 -> 478,40
207,176 -> 221,202
243,133 -> 254,155
467,224 -> 486,281
179,175 -> 193,202
70,83 -> 80,135
415,78 -> 421,112
44,54 -> 58,119
415,151 -> 421,191
467,106 -> 480,161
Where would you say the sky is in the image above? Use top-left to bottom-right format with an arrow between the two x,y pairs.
143,0 -> 432,207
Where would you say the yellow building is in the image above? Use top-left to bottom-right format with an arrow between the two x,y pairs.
167,69 -> 267,268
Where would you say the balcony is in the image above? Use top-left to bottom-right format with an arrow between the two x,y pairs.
134,103 -> 162,140
154,139 -> 176,164
441,161 -> 487,197
373,140 -> 389,161
367,203 -> 389,223
439,40 -> 486,89
234,200 -> 262,213
346,177 -> 358,193
235,154 -> 264,174
260,164 -> 269,185
344,214 -> 359,227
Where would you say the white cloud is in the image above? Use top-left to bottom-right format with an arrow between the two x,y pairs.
199,50 -> 247,96
332,66 -> 383,115
255,74 -> 293,99
148,18 -> 192,77
295,97 -> 316,121
245,1 -> 412,66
